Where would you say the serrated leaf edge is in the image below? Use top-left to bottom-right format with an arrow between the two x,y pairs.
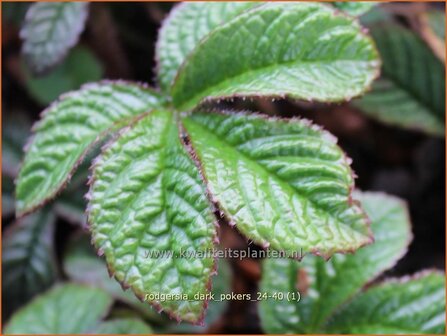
20,3 -> 90,75
85,110 -> 219,326
171,3 -> 381,111
181,109 -> 374,260
15,80 -> 162,219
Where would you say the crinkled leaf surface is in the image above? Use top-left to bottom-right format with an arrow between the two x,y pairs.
21,2 -> 89,74
92,318 -> 153,334
333,2 -> 376,16
183,112 -> 372,257
259,191 -> 411,333
64,233 -> 167,323
169,257 -> 232,333
16,82 -> 163,217
327,272 -> 446,334
23,46 -> 103,105
2,209 -> 57,314
5,284 -> 113,334
172,2 -> 380,110
353,24 -> 445,136
88,110 -> 216,324
156,2 -> 258,91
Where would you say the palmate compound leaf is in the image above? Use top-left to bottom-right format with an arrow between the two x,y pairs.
259,191 -> 412,333
156,1 -> 259,91
171,2 -> 380,111
353,24 -> 445,136
20,2 -> 89,74
2,209 -> 57,314
326,272 -> 446,334
15,81 -> 164,217
87,110 -> 216,324
5,284 -> 113,334
183,112 -> 372,258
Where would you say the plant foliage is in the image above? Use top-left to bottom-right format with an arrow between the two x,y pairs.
14,1 -> 445,326
259,192 -> 445,334
21,2 -> 89,74
353,24 -> 445,135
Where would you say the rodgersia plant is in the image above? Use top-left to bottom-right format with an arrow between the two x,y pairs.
13,2 -> 443,327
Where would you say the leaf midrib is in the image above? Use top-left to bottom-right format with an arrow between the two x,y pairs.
185,118 -> 368,238
175,59 -> 375,109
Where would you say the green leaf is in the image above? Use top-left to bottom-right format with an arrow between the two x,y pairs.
91,318 -> 153,334
2,209 -> 57,314
168,257 -> 232,333
333,2 -> 376,17
353,24 -> 445,136
171,2 -> 380,110
183,112 -> 372,257
88,110 -> 216,324
23,46 -> 103,105
156,2 -> 258,91
4,284 -> 113,334
326,272 -> 446,334
64,233 -> 167,323
259,191 -> 412,333
15,81 -> 163,217
20,2 -> 89,74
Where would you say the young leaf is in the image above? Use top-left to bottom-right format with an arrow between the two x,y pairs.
4,284 -> 113,334
15,81 -> 163,217
23,46 -> 103,105
88,110 -> 216,324
183,112 -> 372,257
20,2 -> 89,74
333,2 -> 376,17
353,24 -> 445,136
91,318 -> 153,334
259,191 -> 412,333
2,209 -> 57,314
171,2 -> 380,110
326,272 -> 446,334
156,2 -> 259,90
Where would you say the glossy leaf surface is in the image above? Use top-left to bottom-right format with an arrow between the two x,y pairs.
172,2 -> 380,110
3,210 -> 57,313
183,112 -> 372,257
5,284 -> 112,334
16,82 -> 163,217
88,110 -> 216,324
353,24 -> 445,135
259,191 -> 412,333
20,2 -> 89,74
327,272 -> 446,334
156,2 -> 258,90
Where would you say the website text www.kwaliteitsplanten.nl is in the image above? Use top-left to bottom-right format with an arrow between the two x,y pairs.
142,247 -> 304,260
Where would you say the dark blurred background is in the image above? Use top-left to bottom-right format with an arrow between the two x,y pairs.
2,2 -> 445,334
